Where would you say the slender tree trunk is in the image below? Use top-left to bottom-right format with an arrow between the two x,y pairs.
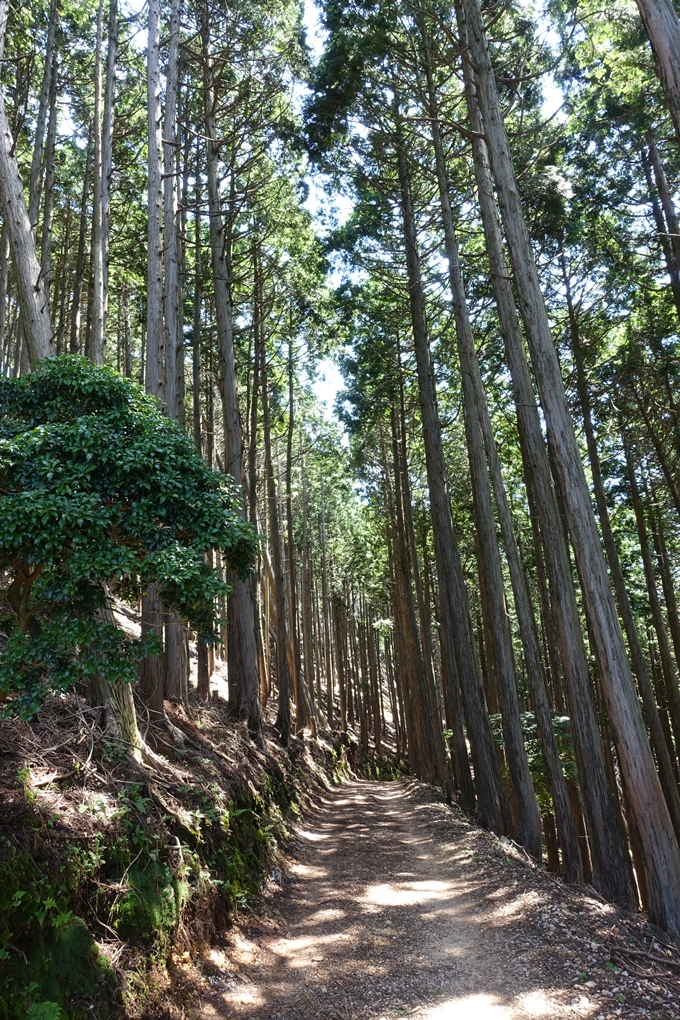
146,0 -> 163,398
395,127 -> 503,823
461,0 -> 679,928
40,57 -> 58,304
70,129 -> 92,355
387,411 -> 445,788
89,0 -> 105,364
138,0 -> 166,715
0,1 -> 53,363
261,345 -> 291,742
163,0 -> 181,418
461,15 -> 632,897
321,490 -> 334,727
646,130 -> 680,281
0,228 -> 9,372
201,13 -> 261,741
420,43 -> 541,857
192,165 -> 203,451
161,0 -> 188,702
564,252 -> 680,843
650,498 -> 680,675
640,144 -> 680,322
100,0 -> 116,349
286,337 -> 305,727
27,0 -> 58,237
623,438 -> 680,758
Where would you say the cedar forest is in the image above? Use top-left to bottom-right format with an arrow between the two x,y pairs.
3,0 -> 680,1015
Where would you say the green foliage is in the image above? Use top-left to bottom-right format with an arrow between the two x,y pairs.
0,839 -> 114,1020
489,712 -> 577,812
25,1003 -> 63,1020
0,357 -> 257,717
110,860 -> 178,945
0,720 -> 336,1020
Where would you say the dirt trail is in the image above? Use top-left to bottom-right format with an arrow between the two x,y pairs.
197,779 -> 678,1020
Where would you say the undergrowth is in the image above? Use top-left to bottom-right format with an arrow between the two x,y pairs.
0,693 -> 393,1020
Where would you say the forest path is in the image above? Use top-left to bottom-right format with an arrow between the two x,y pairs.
197,778 -> 676,1020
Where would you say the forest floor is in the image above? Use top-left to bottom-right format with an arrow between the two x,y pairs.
195,778 -> 680,1020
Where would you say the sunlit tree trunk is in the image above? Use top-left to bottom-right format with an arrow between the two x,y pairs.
0,1 -> 53,363
460,0 -> 680,929
201,12 -> 261,741
40,57 -> 58,304
563,250 -> 680,843
419,40 -> 541,857
146,0 -> 163,398
395,128 -> 504,825
27,0 -> 58,237
635,0 -> 680,147
163,0 -> 181,418
70,128 -> 92,355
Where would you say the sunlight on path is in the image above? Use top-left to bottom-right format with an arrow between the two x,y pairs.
199,780 -> 618,1020
422,993 -> 517,1018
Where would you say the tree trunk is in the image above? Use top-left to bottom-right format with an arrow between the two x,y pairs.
420,44 -> 541,857
565,251 -> 680,843
635,0 -> 680,148
395,127 -> 503,824
286,337 -> 306,728
640,143 -> 680,323
261,341 -> 291,743
0,0 -> 53,363
0,228 -> 9,373
90,0 -> 116,364
461,0 -> 680,928
39,56 -> 58,305
646,130 -> 680,283
27,0 -> 58,237
70,128 -> 92,355
461,8 -> 634,897
201,12 -> 261,741
146,0 -> 163,398
321,489 -> 334,727
192,161 -> 203,451
163,0 -> 181,418
100,0 -> 116,353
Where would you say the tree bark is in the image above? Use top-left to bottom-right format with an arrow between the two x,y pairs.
635,0 -> 680,148
146,0 -> 163,398
461,0 -> 680,928
27,0 -> 58,237
163,0 -> 181,419
461,8 -> 633,896
201,12 -> 261,741
395,127 -> 504,825
564,251 -> 680,843
419,42 -> 541,857
70,128 -> 92,355
0,1 -> 53,363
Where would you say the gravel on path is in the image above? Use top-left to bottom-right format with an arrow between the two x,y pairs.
196,778 -> 679,1020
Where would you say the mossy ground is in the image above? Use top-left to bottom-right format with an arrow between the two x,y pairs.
0,693 -> 399,1020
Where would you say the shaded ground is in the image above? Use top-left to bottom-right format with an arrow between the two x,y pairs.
196,779 -> 679,1020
